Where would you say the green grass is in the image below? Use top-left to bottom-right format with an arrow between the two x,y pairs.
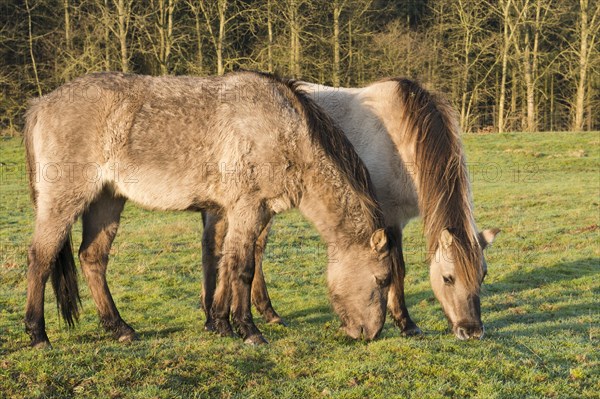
1,132 -> 598,398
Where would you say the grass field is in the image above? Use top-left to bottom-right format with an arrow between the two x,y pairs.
1,132 -> 598,398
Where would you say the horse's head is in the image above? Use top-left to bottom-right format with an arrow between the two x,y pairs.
429,228 -> 499,340
328,228 -> 392,340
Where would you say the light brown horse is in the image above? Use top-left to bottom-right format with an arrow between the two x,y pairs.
202,78 -> 499,340
23,71 -> 395,348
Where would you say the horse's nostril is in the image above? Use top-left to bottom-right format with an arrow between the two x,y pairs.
454,323 -> 484,340
471,325 -> 485,339
456,327 -> 469,340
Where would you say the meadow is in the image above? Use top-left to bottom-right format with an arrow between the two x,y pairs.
1,132 -> 598,398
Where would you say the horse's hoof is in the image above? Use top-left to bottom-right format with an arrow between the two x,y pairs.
110,322 -> 138,343
117,331 -> 138,343
213,319 -> 234,337
204,321 -> 216,332
267,317 -> 287,327
26,326 -> 51,349
30,340 -> 52,350
402,324 -> 423,337
244,334 -> 268,345
31,340 -> 52,349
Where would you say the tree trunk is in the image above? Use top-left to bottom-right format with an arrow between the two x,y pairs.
116,0 -> 129,72
346,19 -> 352,86
498,0 -> 512,133
550,74 -> 554,131
165,0 -> 175,74
572,0 -> 590,131
520,2 -> 536,133
191,1 -> 204,73
332,0 -> 341,87
460,29 -> 470,131
524,37 -> 536,132
511,66 -> 517,130
288,0 -> 301,78
267,0 -> 273,72
25,0 -> 42,96
158,0 -> 166,74
586,73 -> 592,131
294,26 -> 301,77
64,0 -> 72,51
217,0 -> 226,75
156,0 -> 175,75
289,0 -> 295,76
104,0 -> 111,70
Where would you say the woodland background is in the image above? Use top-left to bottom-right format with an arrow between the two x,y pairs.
1,0 -> 598,134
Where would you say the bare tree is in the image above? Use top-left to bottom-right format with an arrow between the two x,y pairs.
64,0 -> 72,51
439,0 -> 495,131
199,0 -> 235,75
115,0 -> 132,72
141,0 -> 178,75
496,0 -> 515,132
24,0 -> 42,96
505,0 -> 554,132
569,0 -> 599,130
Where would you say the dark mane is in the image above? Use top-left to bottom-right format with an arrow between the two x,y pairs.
251,71 -> 385,238
388,78 -> 482,292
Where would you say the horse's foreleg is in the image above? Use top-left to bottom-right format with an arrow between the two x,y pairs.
251,220 -> 285,325
211,203 -> 269,344
79,191 -> 136,342
387,229 -> 422,336
200,211 -> 226,331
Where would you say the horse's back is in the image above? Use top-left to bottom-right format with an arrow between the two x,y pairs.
26,72 -> 305,212
299,80 -> 420,226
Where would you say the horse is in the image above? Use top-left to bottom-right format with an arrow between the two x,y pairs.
22,71 -> 396,348
201,77 -> 499,340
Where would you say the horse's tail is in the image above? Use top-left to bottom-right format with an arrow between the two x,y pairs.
51,235 -> 80,327
24,102 -> 81,327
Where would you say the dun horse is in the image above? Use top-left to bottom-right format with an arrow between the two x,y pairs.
202,78 -> 499,340
23,71 -> 395,348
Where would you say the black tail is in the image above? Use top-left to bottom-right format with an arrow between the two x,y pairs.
50,235 -> 81,327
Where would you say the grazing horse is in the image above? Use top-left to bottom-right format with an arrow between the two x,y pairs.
23,71 -> 395,348
202,78 -> 499,340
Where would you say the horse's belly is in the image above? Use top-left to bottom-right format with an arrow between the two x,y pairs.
112,166 -> 216,211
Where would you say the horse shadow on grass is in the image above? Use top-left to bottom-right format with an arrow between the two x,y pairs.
482,257 -> 598,338
159,344 -> 280,395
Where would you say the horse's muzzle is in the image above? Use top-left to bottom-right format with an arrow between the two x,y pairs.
453,323 -> 485,340
341,323 -> 383,341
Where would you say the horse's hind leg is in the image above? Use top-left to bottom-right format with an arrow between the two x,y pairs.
387,228 -> 421,336
251,220 -> 286,325
25,196 -> 88,348
79,189 -> 136,342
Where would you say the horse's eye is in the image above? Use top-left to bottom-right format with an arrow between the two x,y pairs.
375,274 -> 391,288
443,275 -> 454,285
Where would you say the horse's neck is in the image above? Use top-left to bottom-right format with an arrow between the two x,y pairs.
298,183 -> 371,249
296,146 -> 378,247
301,82 -> 419,228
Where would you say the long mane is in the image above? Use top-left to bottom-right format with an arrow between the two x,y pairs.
389,78 -> 482,292
250,71 -> 385,239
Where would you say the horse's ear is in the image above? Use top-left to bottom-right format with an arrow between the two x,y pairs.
440,229 -> 453,249
479,228 -> 500,249
370,228 -> 389,259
